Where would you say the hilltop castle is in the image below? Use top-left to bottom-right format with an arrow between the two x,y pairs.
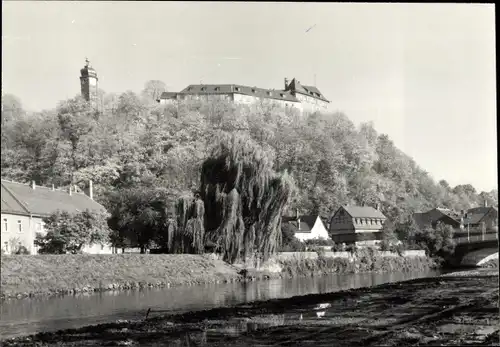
158,78 -> 330,114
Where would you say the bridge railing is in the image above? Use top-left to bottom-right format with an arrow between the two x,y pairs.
454,233 -> 498,245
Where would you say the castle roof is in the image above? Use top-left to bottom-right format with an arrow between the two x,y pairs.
159,78 -> 329,104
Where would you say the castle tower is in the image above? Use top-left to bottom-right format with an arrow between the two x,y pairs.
80,58 -> 99,110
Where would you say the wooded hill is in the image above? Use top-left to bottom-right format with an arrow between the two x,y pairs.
1,89 -> 497,224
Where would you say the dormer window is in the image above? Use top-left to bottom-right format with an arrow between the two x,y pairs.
201,87 -> 206,91
267,91 -> 272,96
280,93 -> 285,98
214,87 -> 220,91
235,87 -> 240,92
187,87 -> 192,91
251,89 -> 256,93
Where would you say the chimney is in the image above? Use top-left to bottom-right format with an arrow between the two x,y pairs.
69,186 -> 72,196
284,78 -> 289,90
31,181 -> 36,190
484,200 -> 488,207
89,180 -> 93,200
296,208 -> 301,231
52,184 -> 55,191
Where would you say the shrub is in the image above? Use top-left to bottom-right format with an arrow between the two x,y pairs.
35,210 -> 111,254
304,238 -> 335,246
14,245 -> 30,255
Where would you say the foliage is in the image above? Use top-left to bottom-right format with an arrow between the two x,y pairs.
279,222 -> 306,251
166,193 -> 206,254
2,90 -> 497,255
412,222 -> 456,258
304,237 -> 335,246
379,220 -> 399,251
200,133 -> 295,263
35,210 -> 111,254
107,187 -> 172,253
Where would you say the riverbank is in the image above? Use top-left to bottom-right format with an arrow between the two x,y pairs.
2,270 -> 498,346
1,252 -> 438,300
0,254 -> 241,300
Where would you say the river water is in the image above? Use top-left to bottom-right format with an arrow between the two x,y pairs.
0,269 -> 442,339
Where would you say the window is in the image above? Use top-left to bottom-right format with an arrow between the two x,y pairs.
235,87 -> 240,92
201,87 -> 206,91
280,93 -> 285,98
2,218 -> 7,232
3,242 -> 8,253
214,87 -> 220,91
17,220 -> 22,233
251,89 -> 256,93
267,91 -> 272,96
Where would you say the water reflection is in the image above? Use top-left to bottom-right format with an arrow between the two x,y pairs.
0,269 -> 440,339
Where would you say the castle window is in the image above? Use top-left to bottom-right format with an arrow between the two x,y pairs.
2,219 -> 7,232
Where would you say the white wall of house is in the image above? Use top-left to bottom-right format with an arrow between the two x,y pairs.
1,213 -> 44,254
1,212 -> 114,255
81,244 -> 114,254
295,216 -> 330,242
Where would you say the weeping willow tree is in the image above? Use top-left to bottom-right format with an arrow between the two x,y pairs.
165,193 -> 205,254
201,133 -> 295,264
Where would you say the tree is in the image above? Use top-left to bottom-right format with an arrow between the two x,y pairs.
379,219 -> 399,251
412,222 -> 455,259
200,133 -> 295,263
163,193 -> 206,254
107,187 -> 172,253
57,96 -> 98,182
35,210 -> 111,254
141,80 -> 167,104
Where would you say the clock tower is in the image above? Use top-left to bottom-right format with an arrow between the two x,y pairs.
80,58 -> 99,110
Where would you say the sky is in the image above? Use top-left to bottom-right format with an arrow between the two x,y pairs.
2,2 -> 497,192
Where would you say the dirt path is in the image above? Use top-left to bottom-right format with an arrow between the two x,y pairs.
2,272 -> 499,346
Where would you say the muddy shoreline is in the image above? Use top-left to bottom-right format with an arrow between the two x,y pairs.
2,269 -> 498,346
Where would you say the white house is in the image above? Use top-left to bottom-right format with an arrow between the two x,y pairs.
1,179 -> 114,255
283,213 -> 330,242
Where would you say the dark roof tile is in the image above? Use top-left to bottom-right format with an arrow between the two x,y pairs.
1,180 -> 106,217
282,215 -> 324,233
341,205 -> 386,219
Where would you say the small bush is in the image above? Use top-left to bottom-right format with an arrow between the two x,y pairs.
14,246 -> 30,255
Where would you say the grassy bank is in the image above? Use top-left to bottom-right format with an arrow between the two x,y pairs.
2,252 -> 439,300
279,254 -> 438,277
0,254 -> 241,300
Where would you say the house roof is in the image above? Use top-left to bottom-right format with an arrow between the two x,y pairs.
1,180 -> 106,217
412,212 -> 433,229
435,208 -> 462,221
464,206 -> 497,225
282,215 -> 323,234
341,205 -> 386,219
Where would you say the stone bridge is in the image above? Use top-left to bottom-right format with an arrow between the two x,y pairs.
450,232 -> 499,267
